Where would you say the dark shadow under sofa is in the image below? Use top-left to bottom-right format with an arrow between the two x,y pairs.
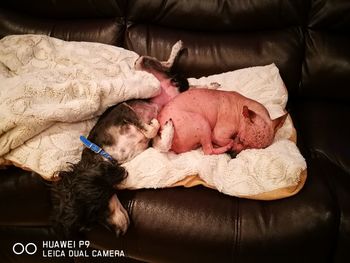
0,0 -> 349,262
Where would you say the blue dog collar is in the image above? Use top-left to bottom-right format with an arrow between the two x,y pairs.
80,136 -> 116,163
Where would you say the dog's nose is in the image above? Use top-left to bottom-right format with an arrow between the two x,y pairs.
108,208 -> 130,236
114,222 -> 128,237
112,210 -> 130,237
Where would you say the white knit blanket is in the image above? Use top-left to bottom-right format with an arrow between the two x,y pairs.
0,34 -> 307,199
0,34 -> 160,173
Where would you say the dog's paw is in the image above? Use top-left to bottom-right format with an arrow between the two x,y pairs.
142,118 -> 160,139
163,119 -> 174,139
152,119 -> 174,152
148,118 -> 160,138
208,82 -> 221,89
150,118 -> 160,129
164,118 -> 174,128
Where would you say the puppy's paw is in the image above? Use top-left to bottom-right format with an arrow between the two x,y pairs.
152,119 -> 174,152
149,118 -> 161,138
208,82 -> 221,89
164,118 -> 174,130
163,119 -> 174,141
150,118 -> 160,129
142,118 -> 160,139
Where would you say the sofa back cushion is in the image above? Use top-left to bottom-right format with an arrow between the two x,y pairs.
1,0 -> 350,101
302,0 -> 350,101
125,0 -> 308,98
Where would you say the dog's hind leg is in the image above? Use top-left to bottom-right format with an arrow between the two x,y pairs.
161,40 -> 184,69
135,40 -> 184,73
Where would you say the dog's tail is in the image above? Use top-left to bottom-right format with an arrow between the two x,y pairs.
51,160 -> 128,238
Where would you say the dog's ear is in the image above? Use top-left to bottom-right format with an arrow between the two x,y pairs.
77,161 -> 127,189
51,161 -> 128,238
242,105 -> 257,123
51,167 -> 81,238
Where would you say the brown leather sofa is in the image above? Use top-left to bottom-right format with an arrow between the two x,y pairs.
0,0 -> 349,262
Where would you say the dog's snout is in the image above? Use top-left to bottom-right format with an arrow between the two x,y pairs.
115,208 -> 130,236
108,195 -> 130,236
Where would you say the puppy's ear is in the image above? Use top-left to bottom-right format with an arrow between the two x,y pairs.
242,106 -> 257,123
79,161 -> 127,187
75,161 -> 129,234
51,167 -> 81,238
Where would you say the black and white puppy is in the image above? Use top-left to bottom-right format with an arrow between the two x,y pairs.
51,41 -> 188,237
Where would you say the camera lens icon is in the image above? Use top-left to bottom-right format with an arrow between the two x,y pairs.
12,243 -> 37,255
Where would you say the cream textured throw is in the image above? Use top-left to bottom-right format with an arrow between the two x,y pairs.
0,35 -> 160,174
0,34 -> 307,199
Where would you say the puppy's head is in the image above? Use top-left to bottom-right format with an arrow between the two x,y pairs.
232,106 -> 288,154
51,157 -> 129,238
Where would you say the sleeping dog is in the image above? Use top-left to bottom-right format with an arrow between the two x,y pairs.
154,88 -> 288,155
51,41 -> 188,237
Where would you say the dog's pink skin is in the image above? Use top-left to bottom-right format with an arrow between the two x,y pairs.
149,79 -> 180,109
129,75 -> 179,124
158,88 -> 286,155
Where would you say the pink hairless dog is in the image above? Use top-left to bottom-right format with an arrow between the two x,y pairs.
153,88 -> 288,155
